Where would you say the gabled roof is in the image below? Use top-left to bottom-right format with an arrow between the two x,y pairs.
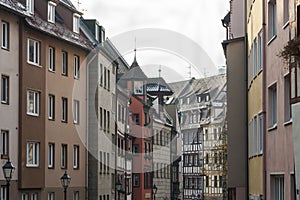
120,63 -> 147,80
146,77 -> 173,95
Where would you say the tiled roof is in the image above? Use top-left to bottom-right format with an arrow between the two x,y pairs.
146,77 -> 173,95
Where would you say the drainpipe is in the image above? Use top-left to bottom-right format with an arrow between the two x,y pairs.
262,0 -> 267,199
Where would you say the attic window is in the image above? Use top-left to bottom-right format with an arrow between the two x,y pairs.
73,13 -> 80,33
48,1 -> 56,23
134,81 -> 143,95
26,0 -> 34,14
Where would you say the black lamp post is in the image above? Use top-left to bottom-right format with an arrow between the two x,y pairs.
116,179 -> 122,200
2,159 -> 15,200
152,184 -> 157,200
60,171 -> 71,200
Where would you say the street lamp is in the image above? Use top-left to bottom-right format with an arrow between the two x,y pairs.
152,184 -> 157,200
2,159 -> 15,200
60,171 -> 71,200
116,179 -> 122,200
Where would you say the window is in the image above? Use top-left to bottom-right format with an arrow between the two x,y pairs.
62,97 -> 68,122
48,95 -> 55,120
99,64 -> 103,86
133,144 -> 139,154
1,21 -> 9,49
73,191 -> 79,200
26,0 -> 34,14
26,142 -> 39,167
48,143 -> 54,168
269,83 -> 277,127
133,114 -> 139,125
1,75 -> 9,104
73,145 -> 79,169
27,39 -> 40,65
31,193 -> 38,200
61,144 -> 67,169
1,130 -> 8,158
118,104 -> 121,121
99,107 -> 102,129
272,175 -> 284,200
284,74 -> 292,122
107,153 -> 109,173
48,1 -> 56,23
283,0 -> 289,25
253,116 -> 257,155
27,90 -> 39,116
62,51 -> 68,76
268,0 -> 277,40
258,31 -> 263,72
73,100 -> 79,124
134,81 -> 143,95
253,38 -> 257,76
104,67 -> 107,88
73,14 -> 80,33
1,186 -> 7,200
48,192 -> 54,200
103,109 -> 106,131
48,47 -> 55,71
107,70 -> 110,91
95,25 -> 99,41
258,113 -> 263,154
133,174 -> 140,187
74,55 -> 80,79
107,111 -> 110,132
22,193 -> 29,200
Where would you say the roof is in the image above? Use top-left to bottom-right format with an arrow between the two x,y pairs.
119,63 -> 147,80
146,77 -> 173,95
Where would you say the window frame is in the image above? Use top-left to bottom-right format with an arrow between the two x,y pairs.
1,75 -> 9,104
73,100 -> 79,124
134,81 -> 143,95
27,90 -> 40,116
74,55 -> 80,79
62,51 -> 68,76
133,174 -> 140,187
27,38 -> 40,66
47,1 -> 56,23
48,94 -> 55,120
26,0 -> 34,14
62,97 -> 68,122
1,21 -> 9,50
73,13 -> 80,33
61,144 -> 68,169
48,46 -> 55,72
268,0 -> 277,41
1,130 -> 8,158
26,142 -> 40,167
48,192 -> 54,200
268,83 -> 277,128
73,145 -> 79,169
48,143 -> 55,169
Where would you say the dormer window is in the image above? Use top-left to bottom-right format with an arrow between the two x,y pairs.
73,13 -> 80,33
26,0 -> 34,14
95,25 -> 99,42
134,81 -> 143,95
48,1 -> 56,23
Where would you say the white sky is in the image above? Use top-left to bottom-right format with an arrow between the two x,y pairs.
73,0 -> 229,82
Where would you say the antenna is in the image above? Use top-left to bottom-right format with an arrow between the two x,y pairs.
134,37 -> 137,62
76,0 -> 81,10
159,65 -> 162,78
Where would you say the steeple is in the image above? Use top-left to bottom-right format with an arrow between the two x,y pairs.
130,38 -> 139,68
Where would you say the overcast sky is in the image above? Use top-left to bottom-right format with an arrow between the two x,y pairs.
73,0 -> 229,82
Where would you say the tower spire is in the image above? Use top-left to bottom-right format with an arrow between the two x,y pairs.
159,65 -> 162,78
134,37 -> 137,62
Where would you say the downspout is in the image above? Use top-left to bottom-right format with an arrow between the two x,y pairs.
262,0 -> 267,199
115,63 -> 119,200
244,0 -> 249,199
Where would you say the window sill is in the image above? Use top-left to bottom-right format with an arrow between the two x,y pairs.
268,123 -> 277,131
27,112 -> 39,117
26,164 -> 39,168
1,46 -> 9,51
61,73 -> 68,77
27,61 -> 42,68
48,69 -> 55,73
284,119 -> 292,126
282,21 -> 289,29
267,35 -> 277,46
48,166 -> 54,169
1,101 -> 9,105
61,120 -> 68,123
1,154 -> 9,159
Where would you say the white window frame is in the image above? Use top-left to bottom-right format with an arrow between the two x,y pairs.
48,143 -> 54,168
31,193 -> 38,200
48,47 -> 55,71
73,13 -> 80,33
1,21 -> 9,49
253,116 -> 257,155
27,90 -> 40,116
268,83 -> 277,127
22,193 -> 29,200
48,1 -> 56,23
62,51 -> 68,75
73,145 -> 79,169
48,95 -> 55,120
73,191 -> 79,200
268,0 -> 277,40
74,55 -> 80,79
258,113 -> 263,154
27,38 -> 40,66
258,31 -> 263,72
48,192 -> 54,200
272,175 -> 284,200
73,100 -> 79,124
62,97 -> 68,122
134,81 -> 143,95
253,38 -> 257,76
26,142 -> 39,167
1,130 -> 8,157
284,74 -> 292,122
61,144 -> 67,169
26,0 -> 34,14
1,185 -> 7,200
1,75 -> 9,104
